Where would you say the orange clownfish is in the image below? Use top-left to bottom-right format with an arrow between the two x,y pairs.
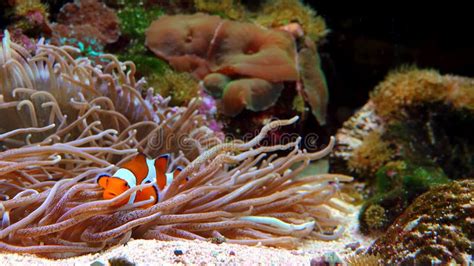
97,153 -> 185,208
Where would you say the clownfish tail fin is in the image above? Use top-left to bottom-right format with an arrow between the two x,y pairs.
173,166 -> 183,177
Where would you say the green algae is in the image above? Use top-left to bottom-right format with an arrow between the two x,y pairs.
115,2 -> 169,77
118,5 -> 164,39
360,161 -> 450,234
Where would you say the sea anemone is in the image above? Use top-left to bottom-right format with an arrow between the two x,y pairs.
0,31 -> 351,258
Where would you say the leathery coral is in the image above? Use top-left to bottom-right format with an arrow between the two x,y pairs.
145,13 -> 329,124
0,31 -> 351,258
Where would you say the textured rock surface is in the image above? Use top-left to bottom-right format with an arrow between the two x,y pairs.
369,180 -> 473,265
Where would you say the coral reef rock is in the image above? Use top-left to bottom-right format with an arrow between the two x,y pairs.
330,67 -> 474,236
50,0 -> 120,55
329,102 -> 383,176
331,68 -> 474,178
368,180 -> 473,265
358,161 -> 450,234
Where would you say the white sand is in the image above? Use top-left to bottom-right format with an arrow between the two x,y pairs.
0,206 -> 374,265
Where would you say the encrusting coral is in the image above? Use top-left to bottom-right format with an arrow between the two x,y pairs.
329,101 -> 383,176
1,0 -> 50,53
10,0 -> 50,33
0,31 -> 351,258
358,161 -> 450,234
344,253 -> 384,266
50,0 -> 120,57
150,69 -> 200,106
347,130 -> 393,176
332,67 -> 474,178
254,0 -> 328,42
368,180 -> 473,265
193,0 -> 245,20
370,67 -> 474,120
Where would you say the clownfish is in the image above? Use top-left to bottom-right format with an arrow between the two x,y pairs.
97,153 -> 185,208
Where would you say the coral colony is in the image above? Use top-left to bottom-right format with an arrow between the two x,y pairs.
0,0 -> 472,264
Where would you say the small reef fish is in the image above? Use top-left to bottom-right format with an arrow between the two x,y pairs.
97,153 -> 184,208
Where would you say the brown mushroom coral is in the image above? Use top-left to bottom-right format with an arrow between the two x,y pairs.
221,78 -> 283,116
145,13 -> 221,78
211,21 -> 298,82
298,37 -> 329,125
145,13 -> 329,125
146,13 -> 298,82
145,13 -> 303,116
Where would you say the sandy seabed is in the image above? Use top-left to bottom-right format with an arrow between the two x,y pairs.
0,206 -> 373,266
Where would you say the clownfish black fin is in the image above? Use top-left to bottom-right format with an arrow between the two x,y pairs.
97,174 -> 110,188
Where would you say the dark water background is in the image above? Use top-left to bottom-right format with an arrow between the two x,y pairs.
311,3 -> 474,126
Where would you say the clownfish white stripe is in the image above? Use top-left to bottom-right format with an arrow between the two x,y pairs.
143,158 -> 157,185
114,168 -> 137,188
165,172 -> 174,188
154,183 -> 161,203
113,168 -> 137,204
